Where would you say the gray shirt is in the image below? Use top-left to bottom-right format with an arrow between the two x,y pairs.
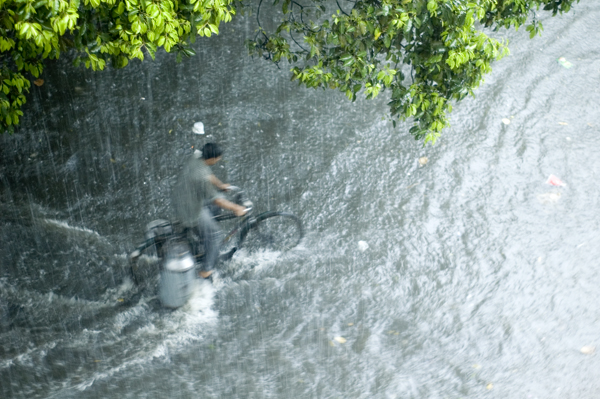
172,154 -> 222,227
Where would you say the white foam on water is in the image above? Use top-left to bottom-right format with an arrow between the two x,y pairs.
159,279 -> 219,345
184,279 -> 218,317
233,248 -> 283,271
40,218 -> 103,237
39,218 -> 111,246
112,303 -> 149,334
63,279 -> 219,395
116,278 -> 134,296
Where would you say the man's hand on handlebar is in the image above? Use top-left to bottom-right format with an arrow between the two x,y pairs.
213,190 -> 249,217
233,205 -> 247,217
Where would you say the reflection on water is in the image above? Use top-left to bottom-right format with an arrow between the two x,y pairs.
1,3 -> 600,398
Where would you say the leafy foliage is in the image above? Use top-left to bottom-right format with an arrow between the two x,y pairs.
0,0 -> 235,132
0,0 -> 579,138
249,0 -> 579,143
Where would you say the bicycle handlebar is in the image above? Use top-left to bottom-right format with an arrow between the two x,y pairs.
225,185 -> 253,213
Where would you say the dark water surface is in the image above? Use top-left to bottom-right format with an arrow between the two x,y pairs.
1,4 -> 600,398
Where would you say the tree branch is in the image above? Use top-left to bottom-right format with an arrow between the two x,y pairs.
336,0 -> 349,16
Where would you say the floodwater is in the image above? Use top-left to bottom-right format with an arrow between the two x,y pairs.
1,4 -> 600,398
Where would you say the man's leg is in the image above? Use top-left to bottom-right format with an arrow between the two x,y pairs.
199,207 -> 223,278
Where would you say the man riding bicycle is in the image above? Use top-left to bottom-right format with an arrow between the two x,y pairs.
172,143 -> 247,279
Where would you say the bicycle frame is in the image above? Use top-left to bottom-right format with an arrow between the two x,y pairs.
193,207 -> 256,262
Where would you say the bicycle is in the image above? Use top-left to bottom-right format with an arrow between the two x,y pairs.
129,187 -> 304,282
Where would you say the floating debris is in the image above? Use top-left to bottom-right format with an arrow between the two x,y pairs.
334,336 -> 347,344
537,191 -> 561,204
502,118 -> 511,125
486,383 -> 494,390
581,345 -> 596,355
418,156 -> 428,166
558,122 -> 568,126
546,175 -> 566,186
33,79 -> 44,86
558,57 -> 573,69
193,121 -> 205,134
357,241 -> 369,252
347,323 -> 354,326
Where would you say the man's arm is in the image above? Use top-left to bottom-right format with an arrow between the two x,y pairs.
213,197 -> 247,216
209,174 -> 230,191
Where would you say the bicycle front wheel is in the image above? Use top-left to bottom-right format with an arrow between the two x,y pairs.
239,212 -> 304,253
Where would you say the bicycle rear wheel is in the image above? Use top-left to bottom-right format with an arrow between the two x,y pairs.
239,212 -> 303,253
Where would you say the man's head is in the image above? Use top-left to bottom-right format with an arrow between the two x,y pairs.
201,143 -> 223,162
